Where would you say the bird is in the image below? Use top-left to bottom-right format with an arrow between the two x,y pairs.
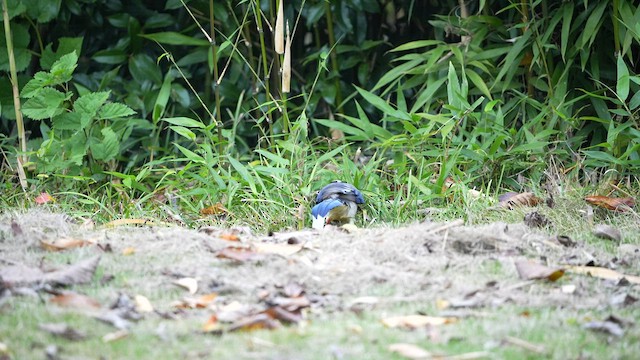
311,181 -> 365,229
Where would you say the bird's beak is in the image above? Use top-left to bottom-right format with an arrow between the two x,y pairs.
312,216 -> 326,229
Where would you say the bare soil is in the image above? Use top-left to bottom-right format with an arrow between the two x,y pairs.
1,209 -> 639,359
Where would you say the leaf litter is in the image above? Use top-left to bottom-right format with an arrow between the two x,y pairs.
0,209 -> 639,358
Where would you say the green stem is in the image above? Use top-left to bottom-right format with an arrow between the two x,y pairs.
612,0 -> 620,55
323,2 -> 343,113
254,0 -> 274,142
210,0 -> 223,152
2,0 -> 27,190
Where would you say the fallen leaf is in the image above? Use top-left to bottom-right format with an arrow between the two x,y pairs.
40,238 -> 93,251
121,247 -> 136,256
50,292 -> 101,310
215,246 -> 262,262
219,233 -> 240,241
172,293 -> 218,309
173,277 -> 198,294
514,260 -> 564,281
584,195 -> 635,212
104,218 -> 153,227
263,306 -> 303,324
134,295 -> 154,313
201,203 -> 228,215
253,243 -> 303,257
35,192 -> 54,204
381,315 -> 456,329
102,329 -> 129,343
592,224 -> 622,242
499,192 -> 542,209
203,315 -> 222,333
95,310 -> 132,330
228,313 -> 280,332
566,266 -> 640,284
39,322 -> 87,341
388,343 -> 431,359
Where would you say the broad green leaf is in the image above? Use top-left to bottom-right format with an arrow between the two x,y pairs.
99,103 -> 136,119
355,86 -> 409,120
92,49 -> 127,64
140,32 -> 211,46
447,62 -> 461,108
153,74 -> 173,123
41,37 -> 83,70
390,40 -> 443,52
629,91 -> 640,110
24,0 -> 61,23
616,54 -> 630,101
411,76 -> 447,113
580,1 -> 607,49
174,143 -> 205,163
561,2 -> 574,61
227,156 -> 257,193
0,23 -> 31,72
162,116 -> 206,128
169,125 -> 196,141
22,88 -> 69,120
90,127 -> 119,161
466,69 -> 492,100
129,53 -> 162,85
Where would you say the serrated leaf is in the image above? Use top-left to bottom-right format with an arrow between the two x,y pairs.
20,72 -> 55,98
22,88 -> 69,120
75,91 -> 110,117
52,112 -> 83,130
50,52 -> 78,83
23,0 -> 61,23
99,103 -> 136,119
90,127 -> 119,161
41,37 -> 84,70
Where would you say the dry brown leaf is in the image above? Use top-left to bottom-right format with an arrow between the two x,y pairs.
50,292 -> 101,310
38,322 -> 87,341
219,233 -> 240,241
228,313 -> 281,332
134,295 -> 154,313
172,293 -> 218,309
40,237 -> 94,251
215,246 -> 262,262
514,260 -> 564,281
263,306 -> 303,324
201,203 -> 228,216
253,243 -> 303,257
121,247 -> 136,255
173,277 -> 198,294
203,315 -> 222,333
584,195 -> 635,212
566,266 -> 640,284
388,343 -> 431,359
381,315 -> 456,329
35,192 -> 54,204
499,192 -> 542,209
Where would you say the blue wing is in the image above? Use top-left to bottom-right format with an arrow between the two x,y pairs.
311,199 -> 346,218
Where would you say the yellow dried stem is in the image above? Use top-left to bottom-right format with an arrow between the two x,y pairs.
275,0 -> 284,54
282,22 -> 291,93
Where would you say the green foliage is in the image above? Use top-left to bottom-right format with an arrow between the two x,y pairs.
20,51 -> 137,175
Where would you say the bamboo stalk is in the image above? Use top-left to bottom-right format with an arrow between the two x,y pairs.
2,0 -> 27,191
323,2 -> 343,113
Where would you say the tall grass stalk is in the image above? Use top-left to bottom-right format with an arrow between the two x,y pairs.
2,0 -> 27,190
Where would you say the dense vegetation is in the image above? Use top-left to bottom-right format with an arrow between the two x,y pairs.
1,0 -> 639,227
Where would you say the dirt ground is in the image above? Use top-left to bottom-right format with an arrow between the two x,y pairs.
1,209 -> 639,359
